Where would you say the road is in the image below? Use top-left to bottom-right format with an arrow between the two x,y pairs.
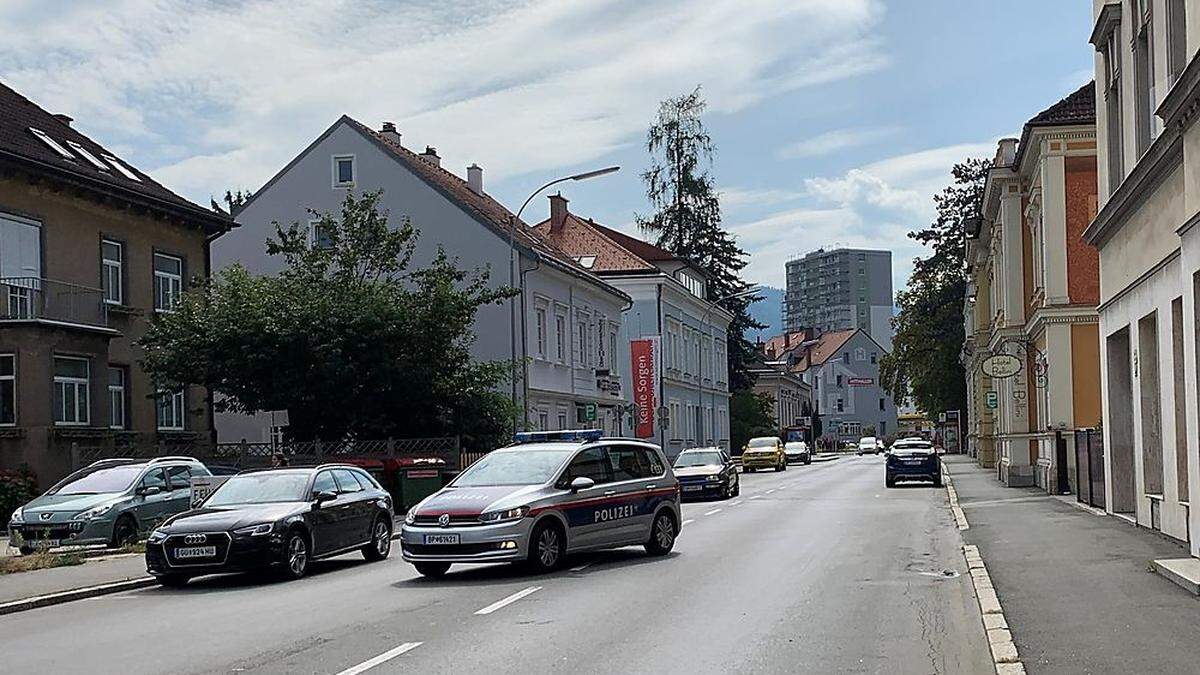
0,455 -> 992,675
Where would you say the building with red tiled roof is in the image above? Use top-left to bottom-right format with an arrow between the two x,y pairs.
0,79 -> 233,486
533,194 -> 733,457
212,117 -> 633,443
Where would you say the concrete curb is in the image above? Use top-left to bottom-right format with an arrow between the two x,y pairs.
962,544 -> 1025,675
942,460 -> 969,530
0,577 -> 158,616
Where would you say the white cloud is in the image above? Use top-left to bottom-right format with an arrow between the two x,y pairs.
719,186 -> 805,210
726,140 -> 998,293
0,0 -> 890,202
778,126 -> 898,159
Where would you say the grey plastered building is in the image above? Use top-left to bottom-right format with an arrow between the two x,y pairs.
784,248 -> 893,352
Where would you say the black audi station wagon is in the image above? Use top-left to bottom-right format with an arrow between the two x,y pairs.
145,465 -> 394,586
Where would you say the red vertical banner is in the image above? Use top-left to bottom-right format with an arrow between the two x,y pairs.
631,337 -> 658,439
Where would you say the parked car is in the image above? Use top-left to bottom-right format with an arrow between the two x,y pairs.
885,438 -> 941,488
674,448 -> 740,499
145,464 -> 394,586
741,437 -> 786,472
856,437 -> 880,455
784,441 -> 811,465
8,457 -> 211,555
400,430 -> 681,578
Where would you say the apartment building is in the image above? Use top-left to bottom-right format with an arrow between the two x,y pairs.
213,118 -> 632,442
783,248 -> 893,352
532,194 -> 732,458
0,81 -> 231,485
748,354 -> 812,435
1084,0 -> 1198,552
965,83 -> 1102,491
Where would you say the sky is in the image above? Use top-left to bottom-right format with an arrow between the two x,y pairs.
0,0 -> 1095,296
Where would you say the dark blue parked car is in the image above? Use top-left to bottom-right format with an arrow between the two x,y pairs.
885,438 -> 941,488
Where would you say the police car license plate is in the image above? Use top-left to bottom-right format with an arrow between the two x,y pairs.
35,539 -> 60,548
683,485 -> 704,492
423,534 -> 460,545
175,546 -> 217,559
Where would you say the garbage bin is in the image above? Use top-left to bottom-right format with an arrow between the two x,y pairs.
394,457 -> 449,512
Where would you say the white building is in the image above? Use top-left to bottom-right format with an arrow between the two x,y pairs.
211,117 -> 632,442
1084,0 -> 1198,553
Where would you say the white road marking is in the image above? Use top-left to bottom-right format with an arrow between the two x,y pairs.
777,486 -> 788,491
682,519 -> 695,525
333,642 -> 423,675
731,500 -> 743,506
766,489 -> 776,494
569,563 -> 592,572
749,495 -> 762,500
703,508 -> 722,516
475,586 -> 542,615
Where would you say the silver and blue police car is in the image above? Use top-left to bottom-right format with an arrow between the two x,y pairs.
400,430 -> 681,577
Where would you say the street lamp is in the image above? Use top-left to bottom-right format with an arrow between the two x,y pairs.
507,166 -> 621,433
698,285 -> 760,447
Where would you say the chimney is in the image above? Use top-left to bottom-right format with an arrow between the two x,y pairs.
996,138 -> 1018,167
53,113 -> 73,127
467,164 -> 483,194
380,121 -> 401,146
784,333 -> 791,349
420,146 -> 440,167
549,192 -> 569,232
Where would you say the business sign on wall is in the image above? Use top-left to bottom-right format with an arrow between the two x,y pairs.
847,377 -> 874,386
981,354 -> 1022,378
630,337 -> 659,439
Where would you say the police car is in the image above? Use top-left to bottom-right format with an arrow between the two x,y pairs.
399,430 -> 681,577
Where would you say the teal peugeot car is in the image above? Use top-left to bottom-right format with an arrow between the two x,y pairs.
8,457 -> 210,555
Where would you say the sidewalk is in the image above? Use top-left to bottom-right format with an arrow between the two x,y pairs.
0,553 -> 147,605
944,456 -> 1200,675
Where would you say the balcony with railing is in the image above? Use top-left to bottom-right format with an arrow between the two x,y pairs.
0,277 -> 110,330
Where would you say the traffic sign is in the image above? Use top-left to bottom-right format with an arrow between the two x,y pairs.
985,391 -> 998,409
584,402 -> 597,422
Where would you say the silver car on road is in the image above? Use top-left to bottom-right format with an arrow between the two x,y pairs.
400,431 -> 681,577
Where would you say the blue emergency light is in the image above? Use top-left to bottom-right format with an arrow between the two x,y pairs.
513,429 -> 604,444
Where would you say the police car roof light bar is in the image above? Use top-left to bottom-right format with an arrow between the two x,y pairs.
513,429 -> 604,444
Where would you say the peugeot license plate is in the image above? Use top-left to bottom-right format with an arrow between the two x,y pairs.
423,534 -> 460,545
175,546 -> 217,559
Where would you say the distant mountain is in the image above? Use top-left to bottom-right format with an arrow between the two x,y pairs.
747,286 -> 784,342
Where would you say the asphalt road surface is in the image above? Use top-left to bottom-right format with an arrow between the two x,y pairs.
0,455 -> 992,675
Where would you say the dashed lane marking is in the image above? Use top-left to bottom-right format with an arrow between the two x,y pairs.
569,563 -> 592,572
749,495 -> 762,500
682,519 -> 695,525
731,500 -> 743,506
703,508 -> 722,516
332,642 -> 423,675
766,489 -> 776,494
475,586 -> 542,616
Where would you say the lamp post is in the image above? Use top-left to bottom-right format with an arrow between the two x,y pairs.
507,166 -> 621,434
698,285 -> 760,448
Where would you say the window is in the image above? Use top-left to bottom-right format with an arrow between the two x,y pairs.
312,471 -> 337,495
156,388 -> 185,431
1133,8 -> 1156,154
166,465 -> 193,491
535,307 -> 547,358
332,468 -> 365,493
308,220 -> 334,250
65,141 -> 109,171
577,317 -> 587,366
1103,24 -> 1125,189
140,468 -> 168,492
153,253 -> 183,312
855,348 -> 866,362
53,356 -> 89,425
836,374 -> 843,388
101,154 -> 141,181
0,355 -> 13,425
108,366 -> 125,429
332,155 -> 355,187
836,398 -> 844,413
538,409 -> 549,431
879,398 -> 886,411
842,352 -> 850,365
555,313 -> 566,362
1167,0 -> 1187,85
557,410 -> 568,430
858,254 -> 865,262
870,352 -> 877,364
101,239 -> 122,305
594,314 -> 604,367
28,128 -> 74,159
563,447 -> 612,485
609,446 -> 651,481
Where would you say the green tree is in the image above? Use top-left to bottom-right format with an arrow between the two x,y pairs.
729,389 -> 776,453
140,191 -> 517,449
880,158 -> 989,420
637,86 -> 762,391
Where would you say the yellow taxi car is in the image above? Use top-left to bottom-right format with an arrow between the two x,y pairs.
740,437 -> 787,473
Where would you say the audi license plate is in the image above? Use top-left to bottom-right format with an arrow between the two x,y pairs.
683,485 -> 704,492
175,546 -> 217,559
423,534 -> 460,545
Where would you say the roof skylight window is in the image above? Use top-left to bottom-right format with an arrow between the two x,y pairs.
65,141 -> 110,171
101,154 -> 142,181
29,127 -> 75,160
576,255 -> 597,269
